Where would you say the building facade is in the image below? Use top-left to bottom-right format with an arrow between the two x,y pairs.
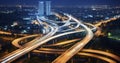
38,1 -> 51,16
38,1 -> 44,16
45,1 -> 51,15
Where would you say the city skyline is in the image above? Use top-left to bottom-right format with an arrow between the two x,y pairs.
0,0 -> 120,6
0,0 -> 120,63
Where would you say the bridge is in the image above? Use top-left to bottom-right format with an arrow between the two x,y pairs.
0,13 -> 120,63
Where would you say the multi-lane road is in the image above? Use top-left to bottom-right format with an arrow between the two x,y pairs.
0,16 -> 58,63
0,13 -> 96,63
52,15 -> 94,63
1,13 -> 118,63
33,48 -> 120,63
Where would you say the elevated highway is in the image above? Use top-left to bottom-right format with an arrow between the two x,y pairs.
0,17 -> 58,63
0,13 -> 98,63
52,15 -> 94,63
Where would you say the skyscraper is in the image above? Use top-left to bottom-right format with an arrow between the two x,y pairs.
38,1 -> 44,16
45,1 -> 51,15
38,1 -> 51,16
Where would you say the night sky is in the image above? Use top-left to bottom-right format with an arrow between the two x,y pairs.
0,0 -> 120,6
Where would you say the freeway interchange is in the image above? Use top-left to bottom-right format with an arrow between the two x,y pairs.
0,13 -> 120,63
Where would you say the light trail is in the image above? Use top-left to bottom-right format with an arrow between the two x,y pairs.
32,49 -> 117,63
52,15 -> 94,63
0,13 -> 97,63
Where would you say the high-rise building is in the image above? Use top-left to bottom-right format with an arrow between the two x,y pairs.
38,1 -> 51,16
45,1 -> 51,15
38,1 -> 44,16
